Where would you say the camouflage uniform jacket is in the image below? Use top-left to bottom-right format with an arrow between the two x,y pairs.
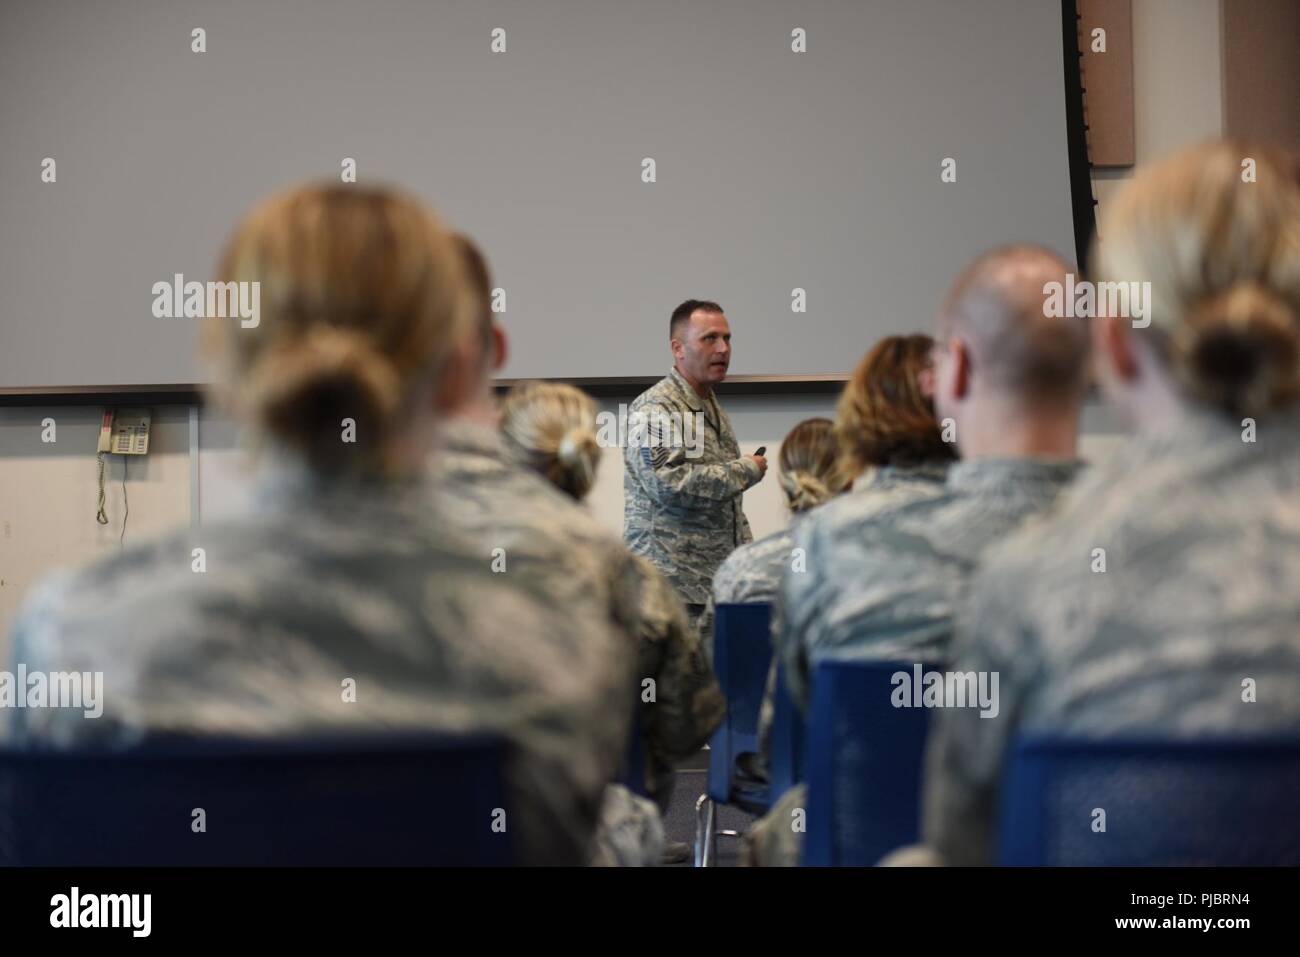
432,418 -> 644,638
751,457 -> 1079,866
628,554 -> 725,808
774,462 -> 952,707
623,367 -> 761,606
435,419 -> 722,809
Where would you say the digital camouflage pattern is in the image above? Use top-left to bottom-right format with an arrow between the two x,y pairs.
924,412 -> 1300,865
628,553 -> 725,809
5,460 -> 633,866
774,462 -> 952,708
623,367 -> 761,606
434,418 -> 722,855
432,418 -> 645,639
750,457 -> 1080,866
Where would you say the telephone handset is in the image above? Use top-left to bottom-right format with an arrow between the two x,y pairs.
98,409 -> 151,455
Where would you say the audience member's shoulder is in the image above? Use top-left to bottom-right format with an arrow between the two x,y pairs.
808,477 -> 949,544
9,524 -> 219,661
23,526 -> 201,610
976,447 -> 1128,581
965,460 -> 1114,613
715,527 -> 787,586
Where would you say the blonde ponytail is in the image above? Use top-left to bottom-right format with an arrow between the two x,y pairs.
778,418 -> 847,512
500,381 -> 602,500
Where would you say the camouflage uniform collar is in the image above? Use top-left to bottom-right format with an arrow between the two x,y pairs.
252,451 -> 430,509
946,457 -> 1082,495
787,508 -> 815,531
667,366 -> 708,412
439,417 -> 508,461
1136,402 -> 1300,454
857,461 -> 950,492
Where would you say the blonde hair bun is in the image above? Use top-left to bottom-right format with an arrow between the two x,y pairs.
1094,140 -> 1300,419
500,381 -> 602,500
248,326 -> 403,466
777,418 -> 846,513
557,426 -> 601,496
1176,282 -> 1300,418
780,470 -> 831,513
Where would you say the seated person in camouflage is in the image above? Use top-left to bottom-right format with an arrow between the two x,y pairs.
623,300 -> 769,629
699,418 -> 848,786
699,417 -> 849,659
773,334 -> 958,712
3,186 -> 633,866
500,381 -> 726,865
430,237 -> 646,646
923,141 -> 1300,866
749,249 -> 1090,866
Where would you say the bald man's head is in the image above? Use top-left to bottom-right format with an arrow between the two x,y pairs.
937,245 -> 1091,407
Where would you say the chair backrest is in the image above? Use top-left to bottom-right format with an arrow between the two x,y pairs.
767,658 -> 805,799
0,733 -> 514,866
706,602 -> 774,803
803,659 -> 942,866
998,736 -> 1300,866
620,704 -> 648,797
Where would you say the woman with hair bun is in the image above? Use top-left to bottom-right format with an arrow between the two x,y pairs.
499,380 -> 725,866
700,418 -> 849,658
923,140 -> 1300,866
5,185 -> 634,866
499,380 -> 604,501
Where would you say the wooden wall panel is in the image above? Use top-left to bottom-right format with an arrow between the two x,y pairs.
1079,0 -> 1136,167
1222,0 -> 1300,152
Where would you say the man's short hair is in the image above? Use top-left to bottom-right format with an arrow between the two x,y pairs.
940,245 -> 1091,403
670,299 -> 724,340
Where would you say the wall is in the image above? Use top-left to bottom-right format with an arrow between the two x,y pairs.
0,0 -> 1226,652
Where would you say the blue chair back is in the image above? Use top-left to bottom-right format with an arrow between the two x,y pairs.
0,733 -> 514,866
999,736 -> 1300,866
706,602 -> 774,804
803,659 -> 942,866
767,658 -> 805,799
620,705 -> 648,797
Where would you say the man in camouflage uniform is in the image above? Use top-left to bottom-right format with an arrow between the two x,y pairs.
922,199 -> 1300,862
624,300 -> 767,629
748,245 -> 1091,865
923,413 -> 1300,865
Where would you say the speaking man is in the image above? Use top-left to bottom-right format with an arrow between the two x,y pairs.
623,300 -> 767,630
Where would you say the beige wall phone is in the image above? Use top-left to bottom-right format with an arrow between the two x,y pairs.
95,408 -> 150,533
98,409 -> 151,455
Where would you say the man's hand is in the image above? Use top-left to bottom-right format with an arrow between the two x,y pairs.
747,454 -> 768,478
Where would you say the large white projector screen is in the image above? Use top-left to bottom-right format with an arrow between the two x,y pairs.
0,0 -> 1078,388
